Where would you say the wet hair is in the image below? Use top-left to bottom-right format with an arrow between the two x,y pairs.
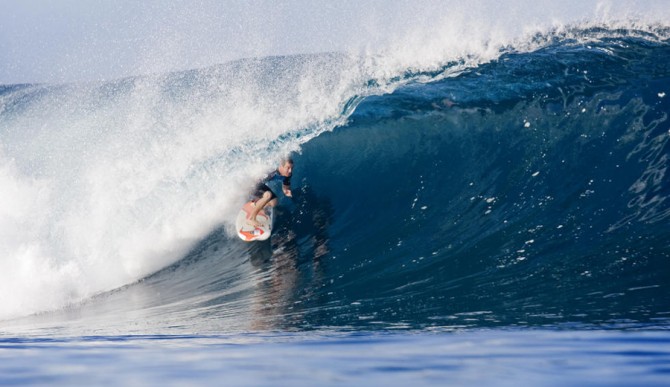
280,157 -> 294,166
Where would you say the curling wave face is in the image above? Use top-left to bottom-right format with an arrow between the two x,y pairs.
1,24 -> 669,334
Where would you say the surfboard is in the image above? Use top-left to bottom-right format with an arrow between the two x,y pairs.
235,200 -> 273,242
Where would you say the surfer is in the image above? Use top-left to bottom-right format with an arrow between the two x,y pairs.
248,157 -> 293,226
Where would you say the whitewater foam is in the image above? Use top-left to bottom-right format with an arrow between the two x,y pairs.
0,54 -> 372,320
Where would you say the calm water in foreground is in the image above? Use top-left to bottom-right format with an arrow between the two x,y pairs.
1,329 -> 669,386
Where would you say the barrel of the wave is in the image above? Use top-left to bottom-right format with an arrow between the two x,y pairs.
236,201 -> 273,242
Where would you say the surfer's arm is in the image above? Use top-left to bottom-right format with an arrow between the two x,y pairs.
282,175 -> 292,197
282,184 -> 292,197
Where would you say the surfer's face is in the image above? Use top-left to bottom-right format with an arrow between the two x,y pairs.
279,161 -> 293,177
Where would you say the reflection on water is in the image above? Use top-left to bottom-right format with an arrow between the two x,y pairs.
248,185 -> 333,330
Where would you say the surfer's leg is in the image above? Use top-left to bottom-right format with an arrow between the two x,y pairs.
249,191 -> 274,225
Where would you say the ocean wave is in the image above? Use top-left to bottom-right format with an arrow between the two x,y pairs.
0,25 -> 669,333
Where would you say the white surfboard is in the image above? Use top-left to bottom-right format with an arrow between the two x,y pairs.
235,200 -> 273,242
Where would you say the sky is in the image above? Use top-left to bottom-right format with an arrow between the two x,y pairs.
1,0 -> 668,85
0,0 -> 389,84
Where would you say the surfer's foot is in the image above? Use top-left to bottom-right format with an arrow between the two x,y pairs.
248,218 -> 261,227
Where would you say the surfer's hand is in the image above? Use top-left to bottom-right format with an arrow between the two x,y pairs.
284,189 -> 292,197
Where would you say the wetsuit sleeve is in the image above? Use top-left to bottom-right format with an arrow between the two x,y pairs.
283,175 -> 291,187
263,171 -> 276,184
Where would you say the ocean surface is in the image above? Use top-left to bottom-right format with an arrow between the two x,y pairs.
1,14 -> 670,386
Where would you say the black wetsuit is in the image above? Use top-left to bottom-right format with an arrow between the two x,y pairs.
254,169 -> 291,200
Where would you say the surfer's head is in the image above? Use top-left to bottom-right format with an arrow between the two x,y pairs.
279,157 -> 293,177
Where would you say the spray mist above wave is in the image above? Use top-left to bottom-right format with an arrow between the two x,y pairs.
0,15 -> 669,322
2,0 -> 670,84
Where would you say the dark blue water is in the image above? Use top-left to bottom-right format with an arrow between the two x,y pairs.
2,330 -> 670,386
1,27 -> 670,385
287,33 -> 670,330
